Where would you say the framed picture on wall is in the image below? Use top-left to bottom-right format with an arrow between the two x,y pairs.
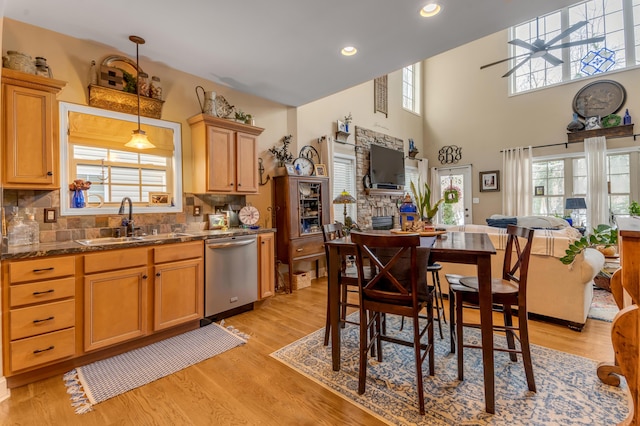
314,163 -> 327,176
149,192 -> 171,206
479,171 -> 500,192
337,120 -> 346,132
535,186 -> 545,196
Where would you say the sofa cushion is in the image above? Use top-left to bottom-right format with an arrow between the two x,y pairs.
489,214 -> 570,230
486,217 -> 517,228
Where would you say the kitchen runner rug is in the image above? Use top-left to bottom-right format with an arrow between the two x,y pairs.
271,313 -> 628,425
588,288 -> 618,322
64,322 -> 247,414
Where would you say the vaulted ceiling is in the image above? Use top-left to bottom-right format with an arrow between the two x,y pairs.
4,0 -> 580,106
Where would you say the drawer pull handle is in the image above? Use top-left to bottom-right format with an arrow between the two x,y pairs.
143,275 -> 148,279
156,272 -> 161,277
296,248 -> 303,252
33,267 -> 55,273
33,345 -> 54,354
33,316 -> 54,324
33,289 -> 55,296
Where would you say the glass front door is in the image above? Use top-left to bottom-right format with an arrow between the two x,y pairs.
436,166 -> 472,225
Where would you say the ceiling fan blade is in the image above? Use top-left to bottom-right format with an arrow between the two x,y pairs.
546,36 -> 606,50
480,53 -> 531,70
544,20 -> 588,46
502,55 -> 533,78
508,39 -> 538,51
542,53 -> 563,66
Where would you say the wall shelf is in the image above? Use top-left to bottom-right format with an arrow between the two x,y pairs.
335,130 -> 350,143
567,124 -> 633,143
365,188 -> 404,197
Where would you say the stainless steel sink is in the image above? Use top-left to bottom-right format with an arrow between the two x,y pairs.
75,233 -> 194,246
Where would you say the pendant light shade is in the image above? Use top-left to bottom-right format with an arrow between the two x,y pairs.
126,35 -> 155,150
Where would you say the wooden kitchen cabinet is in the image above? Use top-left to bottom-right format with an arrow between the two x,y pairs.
2,255 -> 77,374
1,68 -> 66,188
83,248 -> 149,352
153,241 -> 204,331
274,176 -> 330,292
188,113 -> 264,194
258,232 -> 275,299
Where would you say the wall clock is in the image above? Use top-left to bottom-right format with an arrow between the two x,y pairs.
239,205 -> 260,226
293,157 -> 315,176
298,145 -> 320,165
572,80 -> 626,118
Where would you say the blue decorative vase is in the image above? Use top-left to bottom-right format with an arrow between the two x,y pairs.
399,194 -> 418,228
72,189 -> 85,208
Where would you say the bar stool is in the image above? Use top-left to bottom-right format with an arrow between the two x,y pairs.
428,262 -> 446,339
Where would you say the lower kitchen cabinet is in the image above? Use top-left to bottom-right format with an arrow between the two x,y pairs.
153,241 -> 204,331
258,232 -> 275,299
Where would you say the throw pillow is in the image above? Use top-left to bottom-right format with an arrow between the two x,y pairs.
486,217 -> 517,228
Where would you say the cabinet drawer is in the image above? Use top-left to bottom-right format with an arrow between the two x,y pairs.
8,256 -> 75,284
154,240 -> 203,263
10,328 -> 75,372
84,247 -> 148,274
10,299 -> 75,340
290,237 -> 325,261
10,277 -> 75,307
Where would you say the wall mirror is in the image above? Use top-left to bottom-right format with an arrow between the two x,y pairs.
59,102 -> 183,216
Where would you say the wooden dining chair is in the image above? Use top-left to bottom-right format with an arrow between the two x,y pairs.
322,223 -> 360,346
351,231 -> 435,415
446,224 -> 536,392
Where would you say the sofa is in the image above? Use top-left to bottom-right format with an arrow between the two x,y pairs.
438,219 -> 605,330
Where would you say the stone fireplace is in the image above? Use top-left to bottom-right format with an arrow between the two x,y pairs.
354,126 -> 405,230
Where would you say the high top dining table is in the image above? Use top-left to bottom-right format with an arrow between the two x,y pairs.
325,230 -> 497,413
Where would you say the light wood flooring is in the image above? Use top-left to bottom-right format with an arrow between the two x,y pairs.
0,278 -> 616,425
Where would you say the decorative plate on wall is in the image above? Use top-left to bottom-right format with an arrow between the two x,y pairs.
572,80 -> 626,118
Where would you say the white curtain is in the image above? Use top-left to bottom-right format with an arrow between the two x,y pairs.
429,166 -> 438,205
418,158 -> 429,193
324,135 -> 335,218
584,136 -> 608,229
502,146 -> 532,216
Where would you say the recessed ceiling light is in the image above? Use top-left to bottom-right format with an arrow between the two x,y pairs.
341,46 -> 357,56
420,3 -> 441,17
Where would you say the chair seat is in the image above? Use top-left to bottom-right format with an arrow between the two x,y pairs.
459,276 -> 519,295
427,263 -> 442,271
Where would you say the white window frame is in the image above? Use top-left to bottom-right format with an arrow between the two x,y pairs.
510,0 -> 640,95
402,62 -> 421,114
59,102 -> 183,216
332,153 -> 357,224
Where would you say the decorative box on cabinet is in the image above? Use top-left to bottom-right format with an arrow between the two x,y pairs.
187,113 -> 264,194
2,255 -> 77,375
1,68 -> 66,188
273,176 -> 330,292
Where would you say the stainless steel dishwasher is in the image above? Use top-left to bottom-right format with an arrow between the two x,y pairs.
204,234 -> 258,318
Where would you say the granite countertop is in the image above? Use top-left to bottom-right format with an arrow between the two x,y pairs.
1,228 -> 277,260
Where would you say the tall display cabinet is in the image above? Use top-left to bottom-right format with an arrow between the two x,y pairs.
273,175 -> 330,292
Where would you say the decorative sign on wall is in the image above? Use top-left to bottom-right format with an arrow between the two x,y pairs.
438,145 -> 462,164
374,75 -> 388,117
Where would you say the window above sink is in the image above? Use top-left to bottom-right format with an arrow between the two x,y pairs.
59,102 -> 183,216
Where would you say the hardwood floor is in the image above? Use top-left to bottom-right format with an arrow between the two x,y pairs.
0,278 -> 615,425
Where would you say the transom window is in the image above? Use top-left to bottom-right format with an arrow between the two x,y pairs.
511,0 -> 640,94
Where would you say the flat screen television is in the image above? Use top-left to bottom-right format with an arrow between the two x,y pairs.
369,144 -> 405,189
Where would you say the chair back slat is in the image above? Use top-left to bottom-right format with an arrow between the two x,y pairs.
351,231 -> 429,306
502,225 -> 535,305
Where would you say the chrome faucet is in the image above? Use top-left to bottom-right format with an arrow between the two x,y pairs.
118,197 -> 135,236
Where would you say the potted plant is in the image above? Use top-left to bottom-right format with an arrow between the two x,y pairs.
559,224 -> 618,265
268,134 -> 294,169
409,178 -> 444,224
629,200 -> 640,216
344,112 -> 352,132
235,110 -> 252,124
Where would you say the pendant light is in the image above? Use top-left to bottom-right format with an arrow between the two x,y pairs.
125,35 -> 155,149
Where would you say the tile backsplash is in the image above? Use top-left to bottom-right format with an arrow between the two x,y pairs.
1,189 -> 245,245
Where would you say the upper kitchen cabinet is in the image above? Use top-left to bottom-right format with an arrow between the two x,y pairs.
188,114 -> 264,194
2,69 -> 66,189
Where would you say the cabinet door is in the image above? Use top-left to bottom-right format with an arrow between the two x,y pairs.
3,83 -> 57,187
258,232 -> 275,299
153,258 -> 204,331
84,266 -> 148,351
236,132 -> 258,193
207,126 -> 235,192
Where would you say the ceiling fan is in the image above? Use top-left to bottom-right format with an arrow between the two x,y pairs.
481,18 -> 605,77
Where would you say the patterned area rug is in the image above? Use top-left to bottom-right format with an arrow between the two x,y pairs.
272,313 -> 628,425
589,288 -> 618,322
64,322 -> 247,414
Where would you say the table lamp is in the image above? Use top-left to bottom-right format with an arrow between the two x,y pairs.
333,189 -> 356,225
565,197 -> 587,227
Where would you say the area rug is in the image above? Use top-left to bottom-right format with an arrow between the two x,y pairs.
588,288 -> 618,322
271,313 -> 628,425
64,322 -> 247,414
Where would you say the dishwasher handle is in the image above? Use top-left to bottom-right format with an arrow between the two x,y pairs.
206,239 -> 255,249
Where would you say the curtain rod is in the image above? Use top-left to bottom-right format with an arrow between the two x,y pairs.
499,132 -> 640,152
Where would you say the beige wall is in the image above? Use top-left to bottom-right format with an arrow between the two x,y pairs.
423,30 -> 640,223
